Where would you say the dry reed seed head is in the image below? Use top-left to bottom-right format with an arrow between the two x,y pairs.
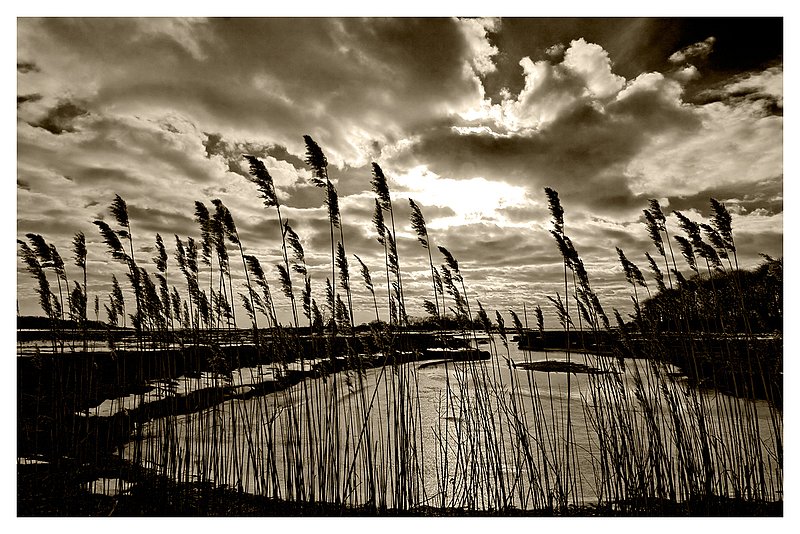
275,263 -> 294,300
577,299 -> 594,329
325,278 -> 335,315
283,221 -> 306,264
244,254 -> 266,284
336,242 -> 350,291
194,201 -> 214,260
673,210 -> 702,246
110,194 -> 130,229
389,294 -> 398,325
312,299 -> 323,329
509,309 -> 524,336
437,245 -> 459,275
674,235 -> 698,273
353,254 -> 374,292
616,247 -> 633,284
153,233 -> 168,272
72,232 -> 87,269
18,240 -> 43,275
550,231 -> 574,270
544,187 -> 565,235
423,299 -> 438,318
251,290 -> 267,317
408,198 -> 429,249
630,262 -> 647,288
105,300 -> 118,326
48,245 -> 66,279
111,274 -> 125,313
645,252 -> 667,293
325,181 -> 341,228
372,199 -> 386,244
613,309 -> 627,332
535,305 -> 544,332
26,233 -> 53,264
709,197 -> 734,246
303,135 -> 328,179
547,293 -> 574,329
243,155 -> 279,208
385,229 -> 399,265
19,240 -> 54,317
495,311 -> 507,342
302,276 -> 312,319
643,210 -> 665,257
700,223 -> 729,260
335,294 -> 350,327
592,294 -> 610,330
699,242 -> 724,272
212,199 -> 239,245
648,198 -> 666,225
186,237 -> 199,274
239,292 -> 255,321
371,162 -> 392,209
94,221 -> 126,261
440,264 -> 454,293
477,301 -> 492,332
173,235 -> 187,274
432,266 -> 443,296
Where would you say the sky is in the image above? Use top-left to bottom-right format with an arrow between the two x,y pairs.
15,16 -> 784,327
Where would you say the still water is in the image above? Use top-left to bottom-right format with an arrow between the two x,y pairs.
124,338 -> 782,510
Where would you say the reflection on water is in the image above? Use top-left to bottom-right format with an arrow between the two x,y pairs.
123,338 -> 782,510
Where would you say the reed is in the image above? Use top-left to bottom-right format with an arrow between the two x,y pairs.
17,142 -> 782,517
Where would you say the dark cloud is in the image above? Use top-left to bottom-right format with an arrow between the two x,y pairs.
17,61 -> 39,73
666,176 -> 783,217
694,88 -> 783,117
31,101 -> 89,134
17,93 -> 42,106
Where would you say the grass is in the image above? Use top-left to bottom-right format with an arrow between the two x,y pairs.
17,136 -> 782,516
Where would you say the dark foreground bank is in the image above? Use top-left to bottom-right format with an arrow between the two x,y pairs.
18,458 -> 782,517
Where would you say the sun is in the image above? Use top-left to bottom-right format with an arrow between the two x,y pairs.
392,165 -> 529,227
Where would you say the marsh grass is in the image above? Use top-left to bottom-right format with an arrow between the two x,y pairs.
17,141 -> 782,516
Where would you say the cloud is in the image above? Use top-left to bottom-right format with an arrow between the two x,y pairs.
18,93 -> 42,107
668,36 -> 716,64
15,20 -> 782,322
31,100 -> 89,134
671,65 -> 700,83
458,17 -> 501,76
17,18 -> 490,169
695,66 -> 783,115
17,62 -> 39,73
562,38 -> 625,99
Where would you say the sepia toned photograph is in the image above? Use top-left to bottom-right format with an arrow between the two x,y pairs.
15,14 -> 783,518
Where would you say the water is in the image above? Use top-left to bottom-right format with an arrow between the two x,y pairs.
122,338 -> 782,510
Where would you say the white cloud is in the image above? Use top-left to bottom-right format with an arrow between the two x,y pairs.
625,76 -> 782,197
668,36 -> 716,64
562,38 -> 625,99
671,64 -> 700,83
458,38 -> 628,132
725,66 -> 783,104
616,72 -> 684,104
458,17 -> 501,76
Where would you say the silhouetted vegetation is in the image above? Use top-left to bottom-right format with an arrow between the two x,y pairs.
17,136 -> 782,517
